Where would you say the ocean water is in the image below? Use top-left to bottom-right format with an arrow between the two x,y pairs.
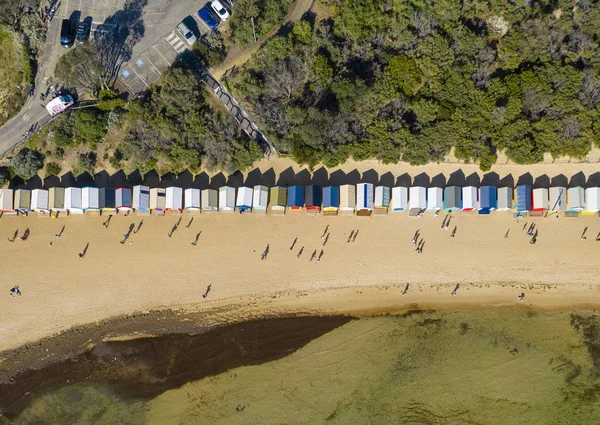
8,310 -> 600,425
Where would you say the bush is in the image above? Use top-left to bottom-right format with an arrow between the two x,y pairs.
45,162 -> 61,176
74,152 -> 97,175
73,108 -> 108,147
193,32 -> 227,67
0,166 -> 10,186
11,147 -> 43,180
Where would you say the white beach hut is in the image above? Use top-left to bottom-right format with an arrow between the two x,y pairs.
184,188 -> 201,212
373,186 -> 390,215
14,189 -> 31,212
585,187 -> 600,213
165,187 -> 183,212
461,186 -> 478,211
549,187 -> 567,212
356,183 -> 374,216
339,184 -> 356,214
219,186 -> 236,211
427,187 -> 443,210
391,186 -> 408,211
115,187 -> 133,212
532,188 -> 549,212
0,189 -> 15,214
201,189 -> 218,211
409,186 -> 426,211
30,189 -> 49,212
497,187 -> 513,211
567,186 -> 585,212
64,187 -> 84,214
236,186 -> 253,212
132,185 -> 150,213
252,185 -> 268,213
81,187 -> 100,211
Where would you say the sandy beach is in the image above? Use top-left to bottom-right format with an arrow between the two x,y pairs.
1,158 -> 600,372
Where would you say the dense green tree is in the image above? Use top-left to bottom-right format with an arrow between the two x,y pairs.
11,147 -> 43,180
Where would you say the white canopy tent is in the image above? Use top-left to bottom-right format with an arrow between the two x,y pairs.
184,188 -> 201,211
165,187 -> 183,211
391,186 -> 408,211
31,189 -> 49,212
462,186 -> 478,211
427,187 -> 443,210
64,188 -> 84,214
219,186 -> 236,211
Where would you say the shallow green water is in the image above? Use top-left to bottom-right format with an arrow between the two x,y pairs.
9,311 -> 600,424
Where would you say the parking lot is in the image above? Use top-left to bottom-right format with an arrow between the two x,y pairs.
56,0 -> 214,94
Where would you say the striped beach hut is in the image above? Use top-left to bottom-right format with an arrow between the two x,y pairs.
81,187 -> 100,212
356,183 -> 374,216
184,188 -> 201,212
99,188 -> 116,213
322,186 -> 339,215
515,185 -> 532,214
219,186 -> 236,211
201,188 -> 218,211
49,187 -> 66,213
116,187 -> 133,212
0,189 -> 15,215
149,188 -> 166,214
339,184 -> 356,215
391,186 -> 408,211
427,187 -> 443,211
236,186 -> 253,212
269,186 -> 287,215
14,189 -> 31,212
497,187 -> 513,211
532,188 -> 548,213
31,189 -> 49,212
549,187 -> 567,212
287,186 -> 304,211
165,187 -> 183,212
462,186 -> 478,212
567,186 -> 585,212
584,187 -> 600,213
252,185 -> 268,213
443,186 -> 461,212
374,186 -> 390,215
132,185 -> 150,214
409,186 -> 426,217
305,185 -> 321,213
65,187 -> 84,214
478,186 -> 497,214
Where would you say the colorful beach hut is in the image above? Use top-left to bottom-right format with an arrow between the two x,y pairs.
149,188 -> 166,214
374,186 -> 390,215
355,183 -> 374,216
478,186 -> 497,214
236,186 -> 253,212
253,185 -> 269,214
116,187 -> 133,212
14,189 -> 31,212
584,187 -> 600,213
339,184 -> 356,215
427,187 -> 443,211
184,188 -> 201,212
462,186 -> 478,212
219,186 -> 236,211
532,188 -> 548,213
201,189 -> 218,211
132,185 -> 150,213
81,187 -> 100,212
65,187 -> 84,214
391,186 -> 408,211
165,187 -> 183,212
99,188 -> 116,214
497,187 -> 513,211
443,186 -> 461,212
515,185 -> 532,214
549,187 -> 567,212
287,186 -> 304,211
304,185 -> 321,213
322,186 -> 339,215
31,189 -> 49,212
49,187 -> 66,213
567,186 -> 585,212
409,186 -> 426,217
0,189 -> 15,215
269,186 -> 287,215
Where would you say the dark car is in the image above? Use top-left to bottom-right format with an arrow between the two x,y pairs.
197,5 -> 219,30
60,19 -> 77,48
76,22 -> 90,44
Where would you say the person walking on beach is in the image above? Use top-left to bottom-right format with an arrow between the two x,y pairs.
10,286 -> 21,296
103,215 -> 112,228
522,222 -> 528,232
417,242 -> 425,254
290,237 -> 297,250
402,283 -> 409,295
518,293 -> 525,301
441,216 -> 447,229
309,250 -> 317,262
450,226 -> 457,238
596,232 -> 600,242
581,227 -> 588,240
297,246 -> 304,259
317,249 -> 324,263
451,284 -> 459,297
323,233 -> 330,247
56,225 -> 65,238
134,220 -> 144,234
321,225 -> 329,239
202,284 -> 211,299
444,217 -> 450,230
348,230 -> 355,243
168,224 -> 177,238
261,244 -> 270,260
411,230 -> 419,245
191,232 -> 201,246
8,229 -> 18,243
504,229 -> 510,239
78,243 -> 89,259
352,229 -> 359,242
19,228 -> 30,241
186,217 -> 194,228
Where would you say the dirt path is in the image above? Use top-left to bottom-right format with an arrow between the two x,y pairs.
209,0 -> 315,80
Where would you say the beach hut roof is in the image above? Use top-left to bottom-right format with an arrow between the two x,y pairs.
339,184 -> 356,210
49,187 -> 65,210
82,187 -> 99,209
116,187 -> 132,208
219,186 -> 236,210
133,185 -> 150,210
0,189 -> 14,210
478,186 -> 497,212
253,185 -> 269,209
585,187 -> 600,212
166,187 -> 183,210
356,183 -> 374,210
567,186 -> 585,211
497,187 -> 513,210
444,186 -> 461,211
150,188 -> 166,210
99,187 -> 116,209
427,187 -> 443,210
14,189 -> 31,210
305,185 -> 322,207
374,186 -> 390,208
236,186 -> 253,210
516,184 -> 532,212
287,185 -> 304,207
549,187 -> 567,211
532,188 -> 549,211
184,188 -> 201,209
409,186 -> 427,210
322,186 -> 339,209
65,187 -> 82,209
269,186 -> 286,208
202,188 -> 218,209
462,186 -> 477,211
391,186 -> 408,210
31,189 -> 49,210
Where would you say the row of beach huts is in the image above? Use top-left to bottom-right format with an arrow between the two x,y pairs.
0,183 -> 598,217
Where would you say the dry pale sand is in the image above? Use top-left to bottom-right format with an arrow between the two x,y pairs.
0,158 -> 600,354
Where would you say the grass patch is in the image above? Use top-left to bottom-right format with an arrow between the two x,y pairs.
0,25 -> 29,127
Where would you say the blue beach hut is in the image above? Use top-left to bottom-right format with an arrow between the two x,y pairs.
478,186 -> 497,214
516,184 -> 532,213
443,186 -> 461,212
287,186 -> 304,210
305,185 -> 322,213
322,186 -> 339,215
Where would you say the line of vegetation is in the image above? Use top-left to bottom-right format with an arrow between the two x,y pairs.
228,0 -> 294,46
230,0 -> 600,170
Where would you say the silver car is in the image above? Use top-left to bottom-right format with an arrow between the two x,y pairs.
177,21 -> 197,45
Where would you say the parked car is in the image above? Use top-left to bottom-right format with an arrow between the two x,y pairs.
60,19 -> 77,48
76,22 -> 90,43
177,20 -> 197,45
210,0 -> 230,21
198,5 -> 219,30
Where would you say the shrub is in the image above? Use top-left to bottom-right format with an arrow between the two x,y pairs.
0,166 -> 10,186
11,147 -> 43,180
45,162 -> 61,176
